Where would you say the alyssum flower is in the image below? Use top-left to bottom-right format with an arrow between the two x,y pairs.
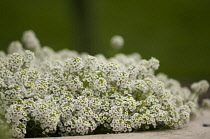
0,31 -> 209,138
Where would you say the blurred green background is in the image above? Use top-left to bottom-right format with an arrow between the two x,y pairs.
0,0 -> 210,84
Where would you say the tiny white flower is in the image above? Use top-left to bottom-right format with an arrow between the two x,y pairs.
110,35 -> 124,49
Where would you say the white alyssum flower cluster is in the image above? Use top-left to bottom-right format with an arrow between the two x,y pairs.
201,99 -> 210,109
110,35 -> 124,49
0,30 -> 209,138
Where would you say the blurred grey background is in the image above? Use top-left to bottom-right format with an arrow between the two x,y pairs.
0,0 -> 210,98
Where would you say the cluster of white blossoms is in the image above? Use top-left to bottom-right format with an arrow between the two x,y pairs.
110,35 -> 124,49
0,30 -> 209,138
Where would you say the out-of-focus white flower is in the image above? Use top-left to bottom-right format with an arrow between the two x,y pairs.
110,35 -> 124,49
8,41 -> 23,54
201,99 -> 210,109
191,80 -> 209,94
0,51 -> 6,58
22,30 -> 41,51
